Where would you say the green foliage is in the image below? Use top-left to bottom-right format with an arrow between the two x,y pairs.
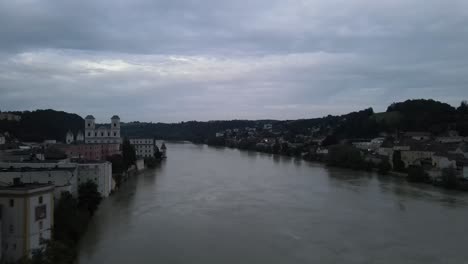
387,99 -> 456,133
122,138 -> 136,169
0,109 -> 83,142
441,167 -> 458,189
377,160 -> 392,175
28,240 -> 76,264
327,145 -> 367,170
407,165 -> 429,182
206,136 -> 225,146
392,151 -> 406,172
78,180 -> 103,216
53,192 -> 89,243
44,147 -> 67,160
321,135 -> 338,146
144,157 -> 159,168
107,154 -> 125,174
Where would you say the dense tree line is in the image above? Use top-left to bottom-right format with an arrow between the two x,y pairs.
2,99 -> 467,143
0,109 -> 83,142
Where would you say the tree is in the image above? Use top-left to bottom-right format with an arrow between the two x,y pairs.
378,160 -> 392,175
78,180 -> 102,216
122,137 -> 136,169
392,151 -> 406,172
321,134 -> 338,147
107,154 -> 125,174
407,165 -> 428,182
441,167 -> 458,189
458,100 -> 468,113
327,145 -> 365,170
53,192 -> 89,243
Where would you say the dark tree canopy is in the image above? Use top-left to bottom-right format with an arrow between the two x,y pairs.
0,109 -> 83,142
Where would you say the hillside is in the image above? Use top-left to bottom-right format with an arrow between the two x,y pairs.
1,99 -> 467,142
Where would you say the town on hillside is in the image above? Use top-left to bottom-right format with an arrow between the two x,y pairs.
206,100 -> 468,189
0,113 -> 166,263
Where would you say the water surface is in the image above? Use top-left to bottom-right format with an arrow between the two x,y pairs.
78,142 -> 468,264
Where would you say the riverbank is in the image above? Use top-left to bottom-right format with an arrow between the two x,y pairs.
205,141 -> 468,192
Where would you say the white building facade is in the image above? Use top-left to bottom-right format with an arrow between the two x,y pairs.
84,115 -> 121,144
129,138 -> 155,158
0,162 -> 79,197
77,161 -> 113,197
0,184 -> 54,262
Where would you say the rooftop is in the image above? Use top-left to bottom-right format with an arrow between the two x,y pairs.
85,115 -> 95,120
0,183 -> 54,191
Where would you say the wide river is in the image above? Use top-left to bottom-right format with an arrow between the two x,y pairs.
78,142 -> 468,264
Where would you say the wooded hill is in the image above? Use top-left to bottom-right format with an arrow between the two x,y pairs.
1,99 -> 467,143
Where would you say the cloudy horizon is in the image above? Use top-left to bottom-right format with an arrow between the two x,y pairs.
1,0 -> 467,123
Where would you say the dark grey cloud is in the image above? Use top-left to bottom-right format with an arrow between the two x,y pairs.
0,0 -> 467,122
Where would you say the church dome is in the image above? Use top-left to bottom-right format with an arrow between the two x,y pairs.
85,115 -> 95,120
111,115 -> 120,120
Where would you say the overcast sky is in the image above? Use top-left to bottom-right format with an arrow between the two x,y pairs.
1,0 -> 467,122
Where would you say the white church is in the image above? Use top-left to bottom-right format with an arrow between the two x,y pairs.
66,115 -> 121,144
84,115 -> 121,144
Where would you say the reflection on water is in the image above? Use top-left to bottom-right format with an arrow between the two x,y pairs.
78,143 -> 468,264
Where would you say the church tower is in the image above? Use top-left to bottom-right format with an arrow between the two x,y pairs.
85,115 -> 95,139
111,115 -> 120,138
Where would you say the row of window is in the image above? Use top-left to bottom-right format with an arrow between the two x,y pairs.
87,123 -> 118,127
131,140 -> 153,144
8,196 -> 43,208
136,145 -> 153,148
87,132 -> 119,137
86,140 -> 120,143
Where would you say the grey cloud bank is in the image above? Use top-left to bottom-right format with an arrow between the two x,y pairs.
0,0 -> 467,122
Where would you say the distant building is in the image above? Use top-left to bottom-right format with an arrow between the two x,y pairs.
65,130 -> 85,144
215,132 -> 224,138
263,124 -> 273,130
404,132 -> 431,141
0,183 -> 54,262
0,112 -> 21,122
0,135 -> 5,145
84,115 -> 121,144
129,138 -> 155,158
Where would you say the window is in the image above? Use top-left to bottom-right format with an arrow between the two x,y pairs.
114,132 -> 117,136
39,221 -> 43,230
101,132 -> 104,136
108,132 -> 110,136
9,199 -> 14,207
95,132 -> 97,136
114,123 -> 116,127
88,132 -> 91,136
39,196 -> 43,204
88,123 -> 90,127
